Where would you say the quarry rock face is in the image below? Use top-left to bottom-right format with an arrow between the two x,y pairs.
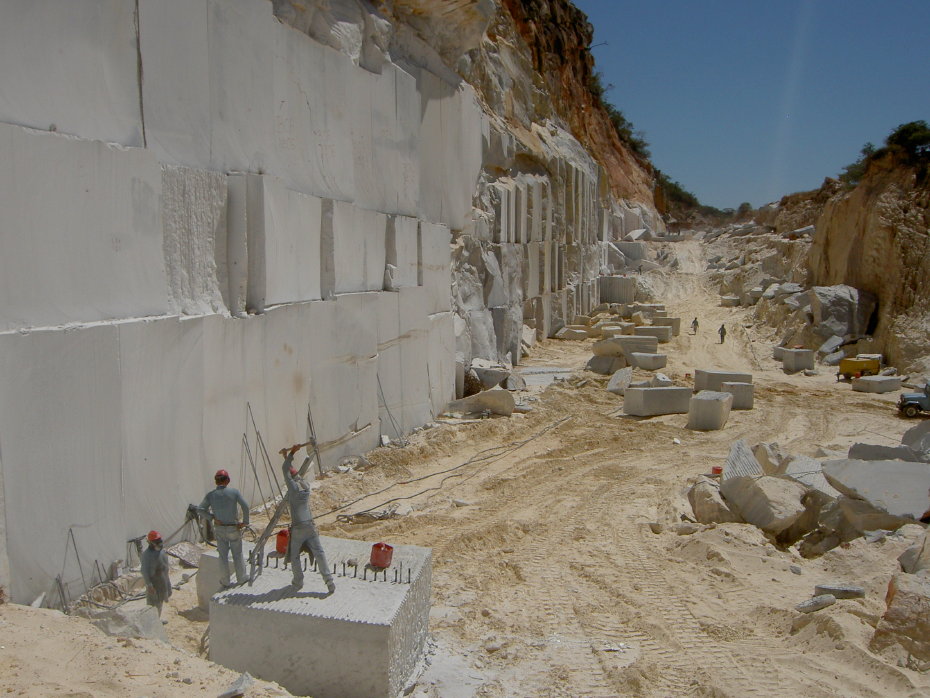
0,0 -> 661,603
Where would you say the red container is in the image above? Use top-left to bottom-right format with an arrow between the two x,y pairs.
370,542 -> 393,568
275,528 -> 290,555
711,465 -> 723,476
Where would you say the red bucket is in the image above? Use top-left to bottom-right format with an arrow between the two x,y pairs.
276,528 -> 290,555
370,542 -> 393,568
711,465 -> 723,476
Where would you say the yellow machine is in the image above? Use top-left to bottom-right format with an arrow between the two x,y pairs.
837,355 -> 881,381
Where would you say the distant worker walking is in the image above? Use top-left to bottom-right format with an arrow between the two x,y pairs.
280,443 -> 335,595
691,317 -> 699,334
719,324 -> 727,344
140,530 -> 171,619
199,469 -> 250,587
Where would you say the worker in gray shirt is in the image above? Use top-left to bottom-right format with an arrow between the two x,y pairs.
280,444 -> 335,594
199,469 -> 250,587
140,530 -> 171,619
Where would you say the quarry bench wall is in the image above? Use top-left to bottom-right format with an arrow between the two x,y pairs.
0,1 -> 659,604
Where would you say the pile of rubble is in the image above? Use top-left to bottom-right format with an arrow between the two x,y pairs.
688,422 -> 930,556
686,424 -> 930,664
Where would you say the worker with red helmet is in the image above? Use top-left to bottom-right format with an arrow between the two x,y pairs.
280,443 -> 335,595
198,469 -> 250,587
140,530 -> 171,618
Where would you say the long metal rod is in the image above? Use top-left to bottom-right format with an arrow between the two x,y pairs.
242,433 -> 268,512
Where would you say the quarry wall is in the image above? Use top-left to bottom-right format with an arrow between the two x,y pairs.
0,0 -> 659,603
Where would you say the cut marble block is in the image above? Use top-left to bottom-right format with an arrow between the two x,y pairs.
651,317 -> 681,336
209,536 -> 431,698
782,349 -> 815,373
0,0 -> 143,146
629,353 -> 667,370
773,346 -> 786,361
623,387 -> 691,416
693,370 -> 752,391
0,122 -> 169,332
721,381 -> 754,410
852,375 -> 902,393
720,296 -> 740,307
687,390 -> 733,430
634,326 -> 672,343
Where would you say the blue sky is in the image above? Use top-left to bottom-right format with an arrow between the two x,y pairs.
571,0 -> 930,209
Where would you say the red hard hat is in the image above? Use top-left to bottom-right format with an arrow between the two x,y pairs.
215,469 -> 230,481
147,530 -> 162,543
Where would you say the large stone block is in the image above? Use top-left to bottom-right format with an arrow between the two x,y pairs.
586,355 -> 627,375
0,123 -> 169,331
0,0 -> 144,146
689,478 -> 742,524
629,353 -> 667,370
210,537 -> 432,698
823,459 -> 930,518
720,381 -> 754,410
606,367 -> 634,395
651,317 -> 681,336
687,391 -> 733,431
720,475 -> 807,535
810,285 -> 877,338
634,326 -> 673,343
623,387 -> 691,416
593,336 -> 659,360
852,376 -> 902,393
447,388 -> 515,416
721,439 -> 763,480
693,370 -> 752,392
782,349 -> 815,373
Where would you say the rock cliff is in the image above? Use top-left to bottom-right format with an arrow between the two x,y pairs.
809,154 -> 930,371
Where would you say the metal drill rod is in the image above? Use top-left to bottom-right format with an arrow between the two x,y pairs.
342,562 -> 346,576
407,569 -> 411,584
363,568 -> 367,580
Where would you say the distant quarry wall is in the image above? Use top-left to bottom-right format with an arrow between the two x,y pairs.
0,0 -> 658,604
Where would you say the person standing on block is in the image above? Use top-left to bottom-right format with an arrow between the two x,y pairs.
280,443 -> 335,595
140,530 -> 171,619
719,324 -> 727,344
199,469 -> 250,587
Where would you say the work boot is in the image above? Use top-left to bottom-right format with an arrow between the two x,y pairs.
325,579 -> 336,595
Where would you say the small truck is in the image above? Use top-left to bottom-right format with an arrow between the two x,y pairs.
837,355 -> 882,381
899,384 -> 930,418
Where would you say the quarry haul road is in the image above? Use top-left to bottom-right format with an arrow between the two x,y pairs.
305,241 -> 930,697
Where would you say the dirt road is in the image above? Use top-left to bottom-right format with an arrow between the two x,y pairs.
313,241 -> 929,697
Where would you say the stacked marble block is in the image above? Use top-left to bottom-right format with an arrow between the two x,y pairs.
694,370 -> 754,412
687,391 -> 733,430
208,536 -> 432,698
782,349 -> 815,373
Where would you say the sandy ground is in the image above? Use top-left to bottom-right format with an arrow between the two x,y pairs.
3,239 -> 929,697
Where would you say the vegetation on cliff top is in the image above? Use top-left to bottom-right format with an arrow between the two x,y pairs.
839,120 -> 930,186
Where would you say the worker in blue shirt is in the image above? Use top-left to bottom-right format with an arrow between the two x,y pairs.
199,470 -> 250,587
